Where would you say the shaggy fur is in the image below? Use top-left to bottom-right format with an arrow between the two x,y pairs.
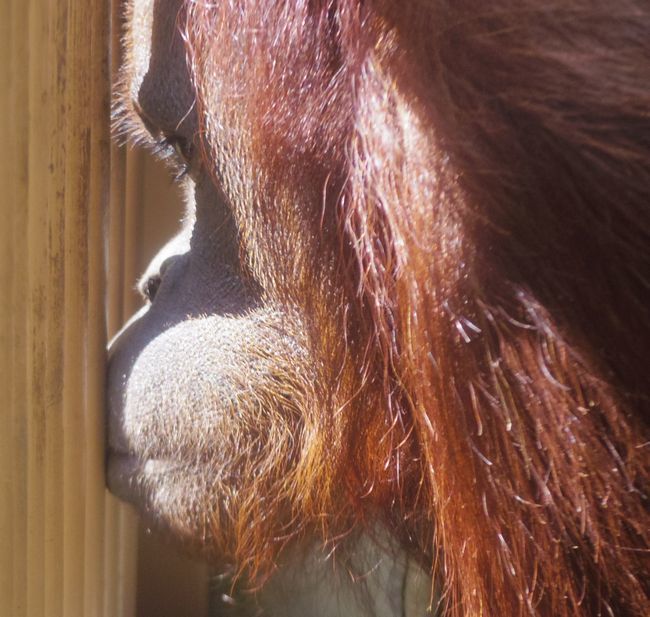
110,1 -> 650,615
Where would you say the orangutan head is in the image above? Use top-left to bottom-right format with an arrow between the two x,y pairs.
107,1 -> 650,615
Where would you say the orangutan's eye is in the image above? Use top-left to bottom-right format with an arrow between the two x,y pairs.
156,134 -> 192,163
153,134 -> 194,181
166,134 -> 193,164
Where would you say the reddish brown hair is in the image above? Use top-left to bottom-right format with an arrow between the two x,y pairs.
183,1 -> 649,615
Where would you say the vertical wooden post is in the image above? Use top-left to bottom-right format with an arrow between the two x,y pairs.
105,0 -> 140,614
0,0 -> 17,613
0,1 -> 138,616
8,1 -> 30,615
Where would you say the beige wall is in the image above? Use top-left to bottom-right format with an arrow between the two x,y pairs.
0,1 -> 208,615
0,0 -> 139,615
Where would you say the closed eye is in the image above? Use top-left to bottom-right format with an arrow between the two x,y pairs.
156,133 -> 194,166
111,92 -> 195,181
150,134 -> 193,182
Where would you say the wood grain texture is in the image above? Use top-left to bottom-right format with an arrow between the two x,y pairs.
0,1 -> 137,615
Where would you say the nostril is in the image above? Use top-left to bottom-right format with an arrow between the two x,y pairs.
137,254 -> 180,304
140,273 -> 162,303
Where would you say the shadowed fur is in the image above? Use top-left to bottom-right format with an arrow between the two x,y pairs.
109,1 -> 650,615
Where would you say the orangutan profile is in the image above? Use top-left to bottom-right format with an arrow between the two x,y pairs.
107,0 -> 650,615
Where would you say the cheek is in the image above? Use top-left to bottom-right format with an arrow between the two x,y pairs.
105,305 -> 315,550
108,309 -> 311,459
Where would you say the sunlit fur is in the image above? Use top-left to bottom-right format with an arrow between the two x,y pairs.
127,1 -> 649,615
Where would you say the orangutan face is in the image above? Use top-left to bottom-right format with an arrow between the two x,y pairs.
107,0 -> 322,559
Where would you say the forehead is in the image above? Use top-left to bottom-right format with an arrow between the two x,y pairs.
122,0 -> 194,134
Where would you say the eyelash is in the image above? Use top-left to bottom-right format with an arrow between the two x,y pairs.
152,135 -> 194,182
110,93 -> 195,183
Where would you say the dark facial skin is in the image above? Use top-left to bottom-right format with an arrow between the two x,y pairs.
107,0 -> 311,551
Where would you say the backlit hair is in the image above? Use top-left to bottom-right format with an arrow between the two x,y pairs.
183,2 -> 649,615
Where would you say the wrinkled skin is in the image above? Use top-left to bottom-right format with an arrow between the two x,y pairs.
108,0 -> 309,547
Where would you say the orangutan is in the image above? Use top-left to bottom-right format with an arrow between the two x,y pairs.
107,1 -> 650,615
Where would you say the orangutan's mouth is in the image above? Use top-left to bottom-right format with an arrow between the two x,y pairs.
106,451 -> 178,507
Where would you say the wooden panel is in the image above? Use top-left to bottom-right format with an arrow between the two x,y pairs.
0,1 -> 137,616
0,0 -> 17,613
0,0 -> 211,614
